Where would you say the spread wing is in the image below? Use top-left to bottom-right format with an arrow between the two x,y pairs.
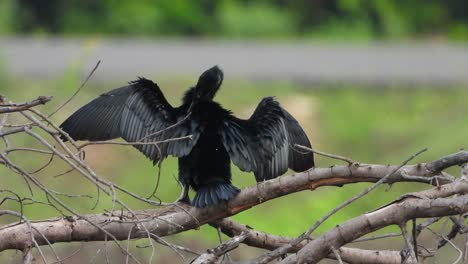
60,77 -> 200,162
282,108 -> 315,172
221,97 -> 314,181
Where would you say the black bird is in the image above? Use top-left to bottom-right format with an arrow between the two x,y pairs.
60,66 -> 314,208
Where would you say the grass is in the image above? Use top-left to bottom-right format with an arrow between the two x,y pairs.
1,72 -> 467,261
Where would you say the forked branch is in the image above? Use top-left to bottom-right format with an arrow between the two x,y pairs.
1,94 -> 467,264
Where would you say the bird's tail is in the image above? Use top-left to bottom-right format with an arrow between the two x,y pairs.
192,183 -> 240,208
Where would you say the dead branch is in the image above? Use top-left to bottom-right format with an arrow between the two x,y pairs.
191,233 -> 247,264
211,218 -> 403,264
0,151 -> 466,254
294,144 -> 355,164
2,94 -> 468,263
255,148 -> 427,263
280,180 -> 468,263
0,148 -> 462,255
77,135 -> 193,149
48,60 -> 100,117
0,96 -> 52,113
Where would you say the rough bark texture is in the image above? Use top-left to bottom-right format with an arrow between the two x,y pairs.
280,181 -> 468,263
0,155 -> 460,252
0,96 -> 52,113
191,233 -> 247,264
212,218 -> 403,264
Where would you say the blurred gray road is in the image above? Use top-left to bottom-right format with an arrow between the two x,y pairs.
1,37 -> 468,85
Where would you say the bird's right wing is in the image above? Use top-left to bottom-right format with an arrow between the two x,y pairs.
221,97 -> 289,181
60,78 -> 200,162
281,108 -> 315,171
221,97 -> 313,181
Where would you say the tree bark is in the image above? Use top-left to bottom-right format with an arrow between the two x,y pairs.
0,155 -> 460,252
281,181 -> 468,263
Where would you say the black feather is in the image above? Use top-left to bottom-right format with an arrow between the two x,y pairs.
60,66 -> 314,208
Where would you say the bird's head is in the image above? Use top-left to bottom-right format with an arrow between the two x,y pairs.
194,65 -> 223,102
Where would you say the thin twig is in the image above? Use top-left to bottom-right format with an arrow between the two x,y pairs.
331,246 -> 344,264
49,243 -> 83,264
350,232 -> 401,243
400,223 -> 417,263
428,227 -> 463,264
48,60 -> 101,117
255,147 -> 427,264
0,126 -> 29,137
137,112 -> 191,142
1,153 -> 142,263
295,144 -> 355,164
0,96 -> 52,114
77,135 -> 193,150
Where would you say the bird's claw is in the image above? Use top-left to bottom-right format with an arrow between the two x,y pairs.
175,196 -> 191,205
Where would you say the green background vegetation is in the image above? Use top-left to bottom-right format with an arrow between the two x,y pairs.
2,0 -> 468,41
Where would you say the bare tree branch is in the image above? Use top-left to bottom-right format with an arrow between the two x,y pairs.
191,233 -> 247,264
280,180 -> 468,263
48,60 -> 101,117
294,144 -> 355,164
0,96 -> 52,113
251,148 -> 426,264
400,223 -> 417,263
77,135 -> 193,149
1,95 -> 468,263
331,246 -> 344,264
22,248 -> 33,264
211,218 -> 403,264
1,150 -> 467,253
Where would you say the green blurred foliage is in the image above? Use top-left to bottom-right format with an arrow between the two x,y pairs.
1,0 -> 468,40
0,0 -> 14,34
218,1 -> 296,38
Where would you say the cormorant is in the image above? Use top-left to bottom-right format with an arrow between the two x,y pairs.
60,66 -> 314,208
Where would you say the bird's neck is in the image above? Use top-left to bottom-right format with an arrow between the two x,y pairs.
182,87 -> 196,107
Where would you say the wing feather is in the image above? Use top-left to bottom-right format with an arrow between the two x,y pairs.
221,97 -> 314,181
60,78 -> 199,163
281,108 -> 315,171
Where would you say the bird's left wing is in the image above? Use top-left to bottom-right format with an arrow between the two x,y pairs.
220,97 -> 314,181
60,78 -> 200,162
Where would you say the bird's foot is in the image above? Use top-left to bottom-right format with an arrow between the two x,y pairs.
176,182 -> 190,205
175,195 -> 191,205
